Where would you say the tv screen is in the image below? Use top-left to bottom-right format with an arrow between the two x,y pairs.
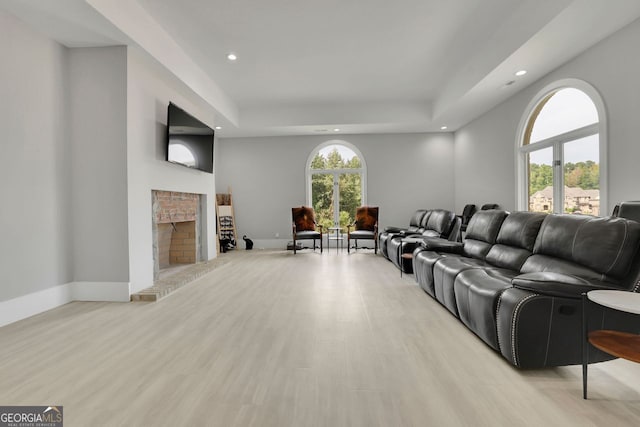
166,102 -> 214,173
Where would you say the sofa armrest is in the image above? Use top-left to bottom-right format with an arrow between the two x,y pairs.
419,238 -> 463,254
384,226 -> 405,233
512,272 -> 620,299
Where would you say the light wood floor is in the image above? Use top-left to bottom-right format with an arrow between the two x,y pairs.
1,250 -> 640,426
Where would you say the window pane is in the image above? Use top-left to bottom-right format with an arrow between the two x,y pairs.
563,135 -> 600,215
311,173 -> 334,230
339,173 -> 362,228
528,147 -> 553,213
530,88 -> 598,143
312,145 -> 360,169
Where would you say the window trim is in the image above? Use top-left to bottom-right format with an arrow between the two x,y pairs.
305,139 -> 367,211
515,79 -> 608,214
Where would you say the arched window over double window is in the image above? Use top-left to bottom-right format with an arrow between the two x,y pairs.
517,79 -> 607,216
306,141 -> 366,230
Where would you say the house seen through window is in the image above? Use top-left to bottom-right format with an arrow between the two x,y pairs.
520,84 -> 603,215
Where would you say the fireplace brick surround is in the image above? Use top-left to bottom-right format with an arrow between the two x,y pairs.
152,190 -> 203,280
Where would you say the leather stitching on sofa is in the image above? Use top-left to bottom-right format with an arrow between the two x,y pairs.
510,293 -> 538,367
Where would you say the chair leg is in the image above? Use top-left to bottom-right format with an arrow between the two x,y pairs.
347,235 -> 350,253
293,237 -> 297,254
320,235 -> 323,253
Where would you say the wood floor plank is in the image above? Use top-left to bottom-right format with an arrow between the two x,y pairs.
1,250 -> 639,426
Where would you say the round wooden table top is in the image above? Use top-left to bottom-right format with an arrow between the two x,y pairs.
589,330 -> 640,363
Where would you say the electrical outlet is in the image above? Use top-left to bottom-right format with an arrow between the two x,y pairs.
275,232 -> 279,238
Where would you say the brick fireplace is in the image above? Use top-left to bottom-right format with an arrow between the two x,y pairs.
152,190 -> 203,280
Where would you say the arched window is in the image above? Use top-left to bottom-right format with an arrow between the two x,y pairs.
516,79 -> 607,215
306,141 -> 366,230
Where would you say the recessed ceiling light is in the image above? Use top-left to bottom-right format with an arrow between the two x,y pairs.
227,53 -> 237,61
440,126 -> 448,130
215,126 -> 222,130
333,128 -> 340,132
515,70 -> 527,76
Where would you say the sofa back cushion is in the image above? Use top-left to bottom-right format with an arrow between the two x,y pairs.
524,214 -> 640,282
417,210 -> 432,231
354,206 -> 379,231
485,211 -> 547,270
407,209 -> 428,233
463,210 -> 509,260
421,209 -> 456,238
617,201 -> 640,223
292,206 -> 317,231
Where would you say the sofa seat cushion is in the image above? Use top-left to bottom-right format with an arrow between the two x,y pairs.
294,230 -> 322,239
454,268 -> 518,350
422,230 -> 443,238
433,257 -> 489,316
349,230 -> 375,239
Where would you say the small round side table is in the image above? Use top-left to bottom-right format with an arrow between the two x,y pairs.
582,290 -> 640,399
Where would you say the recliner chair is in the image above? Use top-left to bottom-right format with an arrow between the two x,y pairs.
378,209 -> 428,258
291,206 -> 323,254
347,206 -> 379,253
615,201 -> 640,223
458,204 -> 477,233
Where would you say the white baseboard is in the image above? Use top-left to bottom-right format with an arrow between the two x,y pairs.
70,281 -> 131,302
251,239 -> 289,250
0,281 -> 131,328
0,284 -> 72,328
249,239 -> 325,250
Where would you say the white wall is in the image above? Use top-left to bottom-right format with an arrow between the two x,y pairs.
216,133 -> 454,248
126,47 -> 218,293
0,11 -> 72,301
454,17 -> 640,214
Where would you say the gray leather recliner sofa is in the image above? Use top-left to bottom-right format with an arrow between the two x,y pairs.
413,209 -> 640,368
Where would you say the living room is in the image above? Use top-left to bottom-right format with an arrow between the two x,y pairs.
2,0 -> 640,424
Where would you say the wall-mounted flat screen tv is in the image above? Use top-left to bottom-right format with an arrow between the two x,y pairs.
166,102 -> 214,173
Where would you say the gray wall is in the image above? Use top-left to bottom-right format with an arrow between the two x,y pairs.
0,11 -> 72,301
126,47 -> 218,293
69,46 -> 129,283
0,9 -> 221,303
454,17 -> 640,214
216,133 -> 454,248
